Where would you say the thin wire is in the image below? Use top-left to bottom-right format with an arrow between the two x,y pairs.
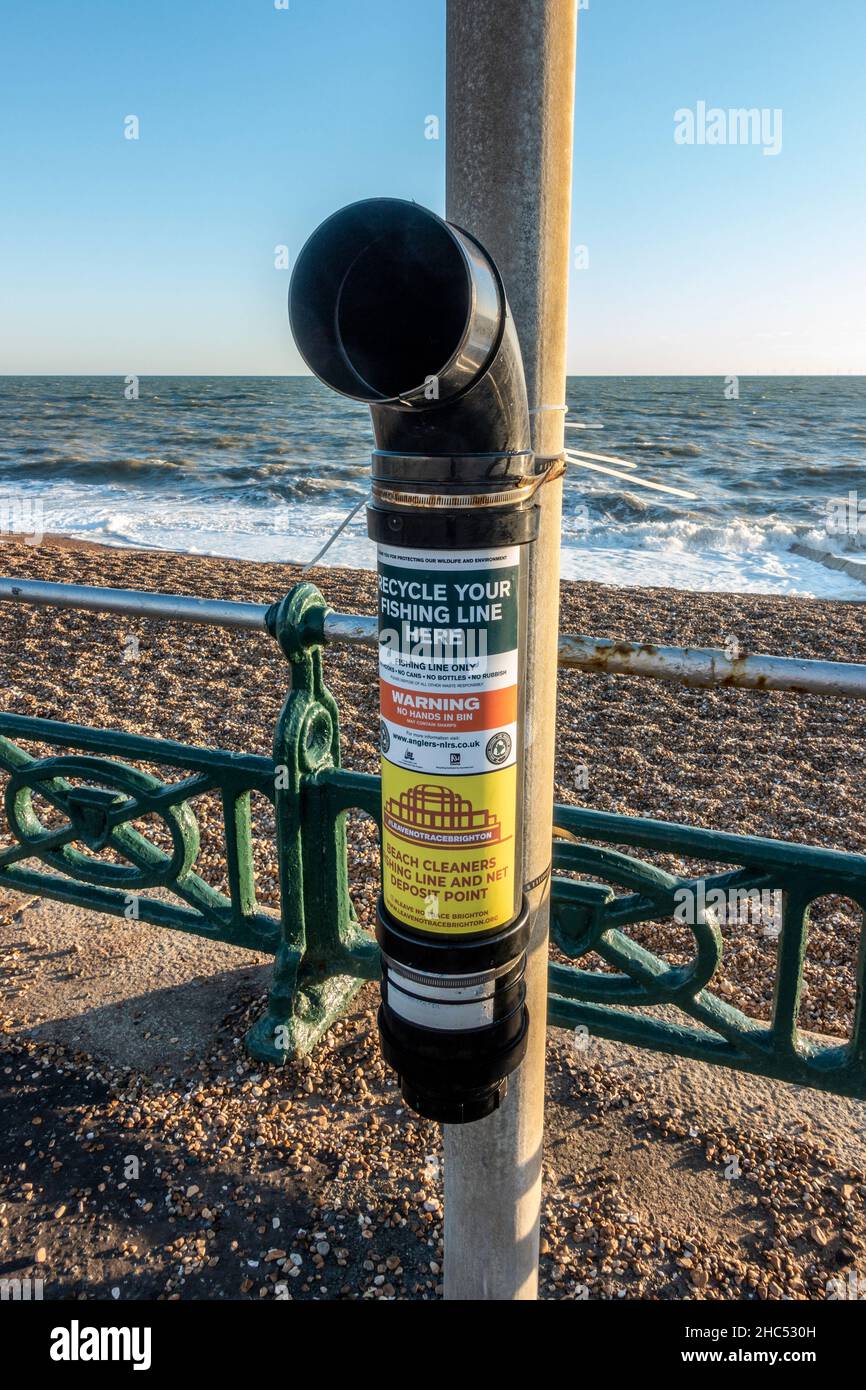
564,454 -> 697,500
566,447 -> 638,470
301,494 -> 368,572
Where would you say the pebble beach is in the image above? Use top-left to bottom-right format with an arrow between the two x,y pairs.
1,534 -> 865,1300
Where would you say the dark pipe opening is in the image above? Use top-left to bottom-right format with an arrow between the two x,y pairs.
289,197 -> 530,458
337,228 -> 469,399
290,199 -> 480,404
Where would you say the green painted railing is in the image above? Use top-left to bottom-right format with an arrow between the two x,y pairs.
1,581 -> 865,1098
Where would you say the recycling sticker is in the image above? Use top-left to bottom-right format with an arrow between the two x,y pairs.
378,544 -> 521,935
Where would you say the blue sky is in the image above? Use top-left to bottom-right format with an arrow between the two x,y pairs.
1,0 -> 863,375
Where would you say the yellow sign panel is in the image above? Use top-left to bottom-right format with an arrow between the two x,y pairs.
381,761 -> 517,935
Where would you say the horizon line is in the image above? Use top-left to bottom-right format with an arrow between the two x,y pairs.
1,372 -> 864,380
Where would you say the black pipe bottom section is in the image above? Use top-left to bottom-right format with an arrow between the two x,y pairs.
378,1005 -> 529,1124
375,899 -> 530,1125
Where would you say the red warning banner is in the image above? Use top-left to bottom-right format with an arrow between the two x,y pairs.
380,680 -> 518,734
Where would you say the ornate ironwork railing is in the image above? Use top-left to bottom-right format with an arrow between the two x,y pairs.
0,719 -> 279,951
548,810 -> 866,1098
1,581 -> 865,1098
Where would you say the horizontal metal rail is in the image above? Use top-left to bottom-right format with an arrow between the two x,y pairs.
555,634 -> 866,698
0,577 -> 268,630
2,575 -> 866,699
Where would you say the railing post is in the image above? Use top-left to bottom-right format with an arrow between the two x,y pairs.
245,583 -> 376,1063
444,0 -> 579,1300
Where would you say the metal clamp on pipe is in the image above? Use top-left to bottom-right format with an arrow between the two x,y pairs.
289,197 -> 536,1123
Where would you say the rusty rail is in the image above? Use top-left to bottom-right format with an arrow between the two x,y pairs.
554,633 -> 866,698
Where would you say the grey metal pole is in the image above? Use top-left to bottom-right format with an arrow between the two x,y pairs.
0,577 -> 269,630
444,0 -> 578,1300
554,634 -> 866,697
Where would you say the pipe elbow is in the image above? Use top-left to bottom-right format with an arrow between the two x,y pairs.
288,198 -> 531,460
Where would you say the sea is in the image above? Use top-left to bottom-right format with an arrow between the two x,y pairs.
1,375 -> 864,599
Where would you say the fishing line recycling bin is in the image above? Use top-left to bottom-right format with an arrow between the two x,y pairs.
289,198 -> 540,1123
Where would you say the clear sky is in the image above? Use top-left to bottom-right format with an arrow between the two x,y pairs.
1,0 -> 863,375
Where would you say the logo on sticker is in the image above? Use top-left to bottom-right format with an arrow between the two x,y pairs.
384,782 -> 503,848
486,731 -> 512,765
